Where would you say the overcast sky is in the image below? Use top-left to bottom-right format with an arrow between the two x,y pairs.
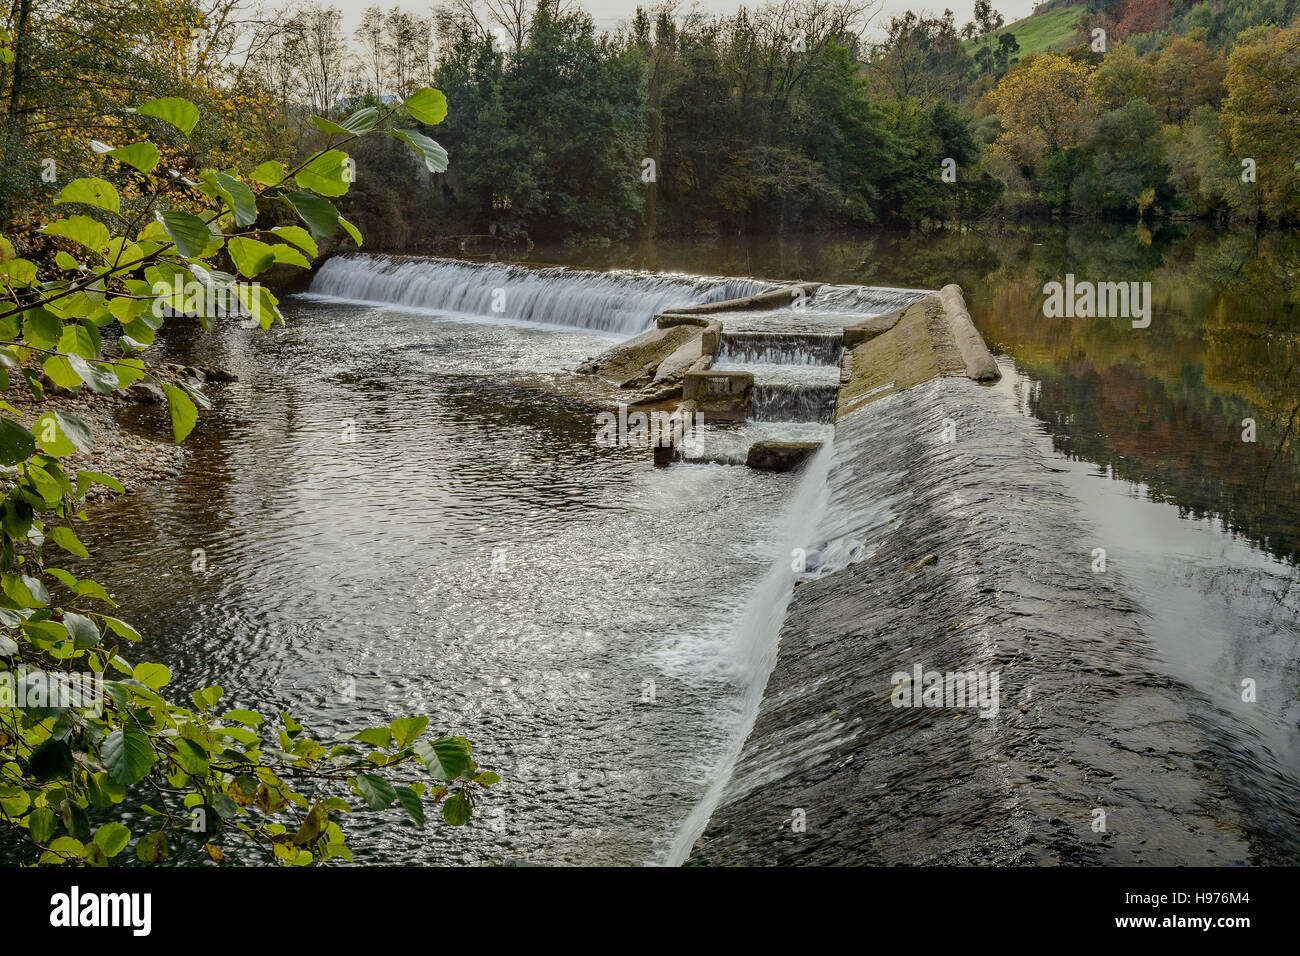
323,0 -> 1043,38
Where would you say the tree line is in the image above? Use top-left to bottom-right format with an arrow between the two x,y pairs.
3,0 -> 1300,251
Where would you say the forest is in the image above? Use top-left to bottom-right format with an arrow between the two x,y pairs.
2,0 -> 1299,249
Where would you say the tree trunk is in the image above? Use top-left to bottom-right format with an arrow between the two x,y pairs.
1,0 -> 32,228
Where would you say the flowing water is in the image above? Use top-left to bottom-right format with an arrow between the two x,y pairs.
69,255 -> 843,866
59,224 -> 1300,864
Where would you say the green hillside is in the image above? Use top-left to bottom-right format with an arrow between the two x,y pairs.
966,1 -> 1085,55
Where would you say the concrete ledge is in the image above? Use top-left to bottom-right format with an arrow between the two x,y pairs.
746,440 -> 823,472
657,283 -> 822,323
843,307 -> 904,348
683,369 -> 752,422
939,284 -> 1001,382
653,400 -> 698,468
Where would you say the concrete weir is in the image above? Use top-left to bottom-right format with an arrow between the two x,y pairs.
677,291 -> 1284,866
575,279 -> 952,467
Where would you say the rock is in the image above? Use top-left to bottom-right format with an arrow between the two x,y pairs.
903,553 -> 938,572
197,364 -> 238,383
36,372 -> 74,397
128,380 -> 166,404
745,440 -> 822,471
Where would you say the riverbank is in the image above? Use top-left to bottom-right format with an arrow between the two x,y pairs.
3,362 -> 232,502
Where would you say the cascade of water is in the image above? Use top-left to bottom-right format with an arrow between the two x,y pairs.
665,439 -> 836,864
306,253 -> 772,336
717,331 -> 844,366
749,383 -> 840,424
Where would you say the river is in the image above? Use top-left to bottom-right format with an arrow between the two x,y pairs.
70,222 -> 1300,864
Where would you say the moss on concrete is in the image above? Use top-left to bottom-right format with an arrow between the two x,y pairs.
576,323 -> 700,387
836,297 -> 966,420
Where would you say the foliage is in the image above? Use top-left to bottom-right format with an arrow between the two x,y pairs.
0,81 -> 494,866
986,53 -> 1097,170
1221,23 -> 1300,221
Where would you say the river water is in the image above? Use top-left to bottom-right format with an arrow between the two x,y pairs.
69,222 -> 1300,864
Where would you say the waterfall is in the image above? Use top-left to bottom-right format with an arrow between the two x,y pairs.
718,331 -> 844,366
666,439 -> 836,864
749,383 -> 840,424
305,253 -> 772,336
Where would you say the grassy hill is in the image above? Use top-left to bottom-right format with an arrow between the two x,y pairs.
965,1 -> 1086,56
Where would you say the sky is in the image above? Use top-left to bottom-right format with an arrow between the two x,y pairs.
324,0 -> 1043,38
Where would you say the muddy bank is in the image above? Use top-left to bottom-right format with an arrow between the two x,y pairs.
685,372 -> 1297,865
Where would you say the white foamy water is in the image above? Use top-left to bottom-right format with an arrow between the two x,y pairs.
307,253 -> 772,336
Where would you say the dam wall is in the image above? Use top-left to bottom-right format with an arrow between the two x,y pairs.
683,308 -> 1281,866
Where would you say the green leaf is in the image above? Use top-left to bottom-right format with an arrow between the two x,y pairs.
250,161 -> 286,186
66,355 -> 119,394
92,822 -> 131,858
313,106 -> 380,135
106,141 -> 161,174
29,807 -> 58,843
59,321 -> 100,359
268,243 -> 310,268
403,88 -> 448,126
414,736 -> 473,781
76,470 -> 124,495
42,215 -> 111,252
1,257 -> 37,286
28,738 -> 75,782
0,416 -> 35,465
134,97 -> 199,134
49,526 -> 90,558
162,384 -> 198,441
395,786 -> 425,826
352,727 -> 393,748
132,661 -> 171,689
55,178 -> 120,214
203,171 -> 258,228
271,226 -> 318,258
293,150 -> 352,198
41,355 -> 81,390
22,308 -> 63,350
354,773 -> 397,810
173,738 -> 209,776
226,237 -> 276,278
338,216 -> 362,248
63,611 -> 99,648
73,579 -> 115,605
390,716 -> 428,749
192,685 -> 224,710
159,211 -> 213,258
135,830 -> 168,862
292,802 -> 329,845
103,727 -> 156,785
442,791 -> 472,826
284,192 -> 340,238
391,129 -> 449,173
102,616 -> 141,642
235,282 -> 282,330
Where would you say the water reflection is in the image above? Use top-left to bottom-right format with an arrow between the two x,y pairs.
517,225 -> 1300,564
